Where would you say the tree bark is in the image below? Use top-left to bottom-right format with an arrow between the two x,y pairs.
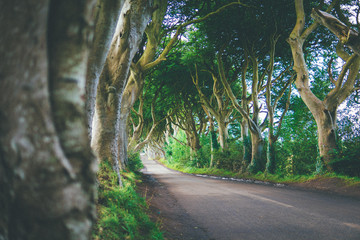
311,9 -> 360,55
0,0 -> 96,239
86,0 -> 124,137
127,95 -> 145,150
248,131 -> 266,173
218,119 -> 229,150
205,110 -> 219,167
119,70 -> 145,164
316,108 -> 338,169
241,120 -> 252,167
91,0 -> 152,181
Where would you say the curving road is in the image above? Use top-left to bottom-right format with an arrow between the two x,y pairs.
141,156 -> 360,240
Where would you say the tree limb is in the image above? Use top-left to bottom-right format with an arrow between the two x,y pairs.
143,2 -> 248,71
311,7 -> 360,55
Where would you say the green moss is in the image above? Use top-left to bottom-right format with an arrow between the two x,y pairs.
92,160 -> 163,240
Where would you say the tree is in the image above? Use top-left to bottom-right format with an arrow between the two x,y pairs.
192,64 -> 234,150
265,34 -> 293,173
169,93 -> 207,159
131,81 -> 178,152
219,48 -> 268,173
0,1 -> 97,239
119,0 -> 168,165
91,0 -> 153,183
288,0 -> 360,171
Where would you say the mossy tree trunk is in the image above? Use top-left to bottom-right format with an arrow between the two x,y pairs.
248,131 -> 266,173
127,93 -> 145,150
0,0 -> 97,239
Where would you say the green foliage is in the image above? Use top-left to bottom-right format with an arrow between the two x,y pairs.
276,95 -> 318,175
187,134 -> 212,168
93,160 -> 163,240
330,111 -> 360,177
213,141 -> 243,171
164,129 -> 245,171
164,130 -> 191,165
127,151 -> 144,172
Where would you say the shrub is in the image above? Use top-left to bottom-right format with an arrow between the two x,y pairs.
127,151 -> 144,172
329,142 -> 360,177
213,141 -> 243,171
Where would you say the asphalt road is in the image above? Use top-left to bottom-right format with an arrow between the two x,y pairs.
141,156 -> 360,240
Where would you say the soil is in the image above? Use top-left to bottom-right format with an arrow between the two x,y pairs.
289,176 -> 360,200
137,174 -> 211,240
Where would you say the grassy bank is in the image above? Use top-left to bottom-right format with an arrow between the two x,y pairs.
92,159 -> 163,240
157,158 -> 360,187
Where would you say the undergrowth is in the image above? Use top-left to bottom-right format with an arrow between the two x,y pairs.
92,159 -> 163,240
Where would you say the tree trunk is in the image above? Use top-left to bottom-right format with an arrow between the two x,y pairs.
188,132 -> 201,166
85,0 -> 124,137
266,137 -> 276,174
0,1 -> 96,239
218,120 -> 229,150
119,70 -> 144,163
266,98 -> 276,174
316,107 -> 338,171
91,0 -> 152,180
209,124 -> 219,167
247,130 -> 266,173
128,116 -> 144,152
241,120 -> 252,167
190,132 -> 201,152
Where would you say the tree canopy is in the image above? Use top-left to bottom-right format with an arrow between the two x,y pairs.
1,0 -> 360,238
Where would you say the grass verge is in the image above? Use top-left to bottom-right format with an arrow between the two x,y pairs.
157,158 -> 360,187
92,160 -> 163,240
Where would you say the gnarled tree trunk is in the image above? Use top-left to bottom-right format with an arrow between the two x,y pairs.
289,0 -> 360,171
91,0 -> 152,182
